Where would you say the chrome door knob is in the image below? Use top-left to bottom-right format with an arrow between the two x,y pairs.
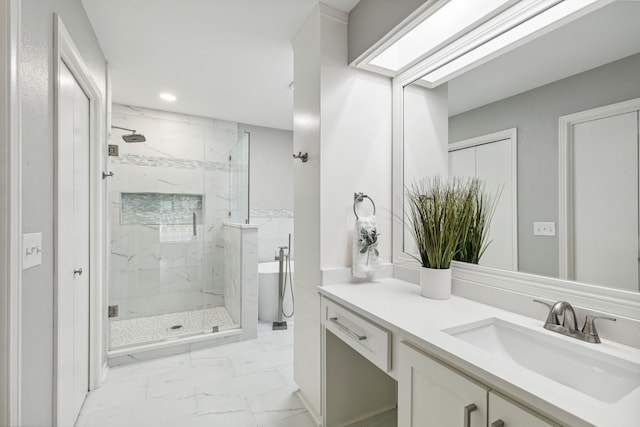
73,268 -> 83,276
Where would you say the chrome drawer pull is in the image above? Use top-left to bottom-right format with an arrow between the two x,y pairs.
491,420 -> 505,427
329,316 -> 367,341
464,403 -> 477,427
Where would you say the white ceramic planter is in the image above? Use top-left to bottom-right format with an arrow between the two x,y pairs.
420,267 -> 451,299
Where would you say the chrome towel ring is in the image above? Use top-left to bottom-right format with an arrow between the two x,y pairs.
353,192 -> 376,219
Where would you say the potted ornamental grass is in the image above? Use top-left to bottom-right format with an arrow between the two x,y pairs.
406,176 -> 498,299
455,179 -> 501,265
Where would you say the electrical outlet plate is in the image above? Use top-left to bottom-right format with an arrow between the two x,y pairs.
23,232 -> 43,269
533,222 -> 556,236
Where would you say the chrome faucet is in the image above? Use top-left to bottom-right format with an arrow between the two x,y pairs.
533,300 -> 616,343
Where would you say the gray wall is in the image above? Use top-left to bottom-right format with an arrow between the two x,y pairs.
241,124 -> 293,211
449,53 -> 640,278
20,0 -> 106,424
239,123 -> 294,262
347,0 -> 426,64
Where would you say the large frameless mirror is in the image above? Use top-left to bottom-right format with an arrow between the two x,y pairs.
396,0 -> 640,294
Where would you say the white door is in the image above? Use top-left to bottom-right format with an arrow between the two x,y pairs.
572,111 -> 639,291
449,135 -> 517,271
57,61 -> 90,425
448,147 -> 475,179
475,139 -> 515,270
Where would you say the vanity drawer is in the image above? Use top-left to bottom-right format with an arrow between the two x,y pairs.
321,297 -> 391,372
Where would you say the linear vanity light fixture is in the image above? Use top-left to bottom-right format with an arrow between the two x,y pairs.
369,0 -> 517,73
418,0 -> 607,86
363,0 -> 607,82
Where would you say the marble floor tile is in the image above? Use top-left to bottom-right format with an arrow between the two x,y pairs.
230,345 -> 294,376
248,384 -> 307,425
158,400 -> 257,427
195,369 -> 287,412
190,336 -> 262,360
104,353 -> 191,385
147,363 -> 236,400
274,363 -> 296,387
76,396 -> 198,427
76,322 -> 312,427
78,380 -> 147,416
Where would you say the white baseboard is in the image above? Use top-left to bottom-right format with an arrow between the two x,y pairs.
296,389 -> 323,427
100,362 -> 109,384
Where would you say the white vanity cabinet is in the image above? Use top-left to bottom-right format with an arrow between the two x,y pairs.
398,342 -> 488,427
399,342 -> 559,427
321,297 -> 397,426
488,392 -> 558,427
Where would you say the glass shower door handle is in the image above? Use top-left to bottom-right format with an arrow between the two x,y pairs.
193,212 -> 197,237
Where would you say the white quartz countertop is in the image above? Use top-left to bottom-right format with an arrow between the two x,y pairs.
318,278 -> 640,427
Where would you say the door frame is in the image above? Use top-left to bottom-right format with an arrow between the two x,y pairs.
0,0 -> 22,425
449,127 -> 519,271
558,97 -> 640,280
53,15 -> 106,424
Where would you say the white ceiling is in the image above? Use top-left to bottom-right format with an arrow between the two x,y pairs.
81,0 -> 360,131
448,1 -> 640,116
83,1 -> 640,129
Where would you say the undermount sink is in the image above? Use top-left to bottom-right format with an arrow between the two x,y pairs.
444,318 -> 640,403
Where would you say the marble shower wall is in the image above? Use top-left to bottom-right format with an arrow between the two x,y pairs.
250,210 -> 294,262
109,104 -> 239,320
223,223 -> 258,341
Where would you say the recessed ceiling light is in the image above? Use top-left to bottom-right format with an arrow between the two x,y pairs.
159,93 -> 176,101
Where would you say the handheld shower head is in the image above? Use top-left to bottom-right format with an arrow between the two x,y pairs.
111,125 -> 146,143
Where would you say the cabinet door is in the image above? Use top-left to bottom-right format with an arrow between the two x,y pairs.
488,392 -> 558,427
399,342 -> 488,427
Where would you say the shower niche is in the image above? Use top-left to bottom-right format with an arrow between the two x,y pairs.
121,192 -> 203,242
107,104 -> 255,361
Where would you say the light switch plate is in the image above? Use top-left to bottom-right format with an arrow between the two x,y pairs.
23,232 -> 43,269
533,222 -> 556,236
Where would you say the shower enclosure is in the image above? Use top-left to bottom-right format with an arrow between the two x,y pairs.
229,130 -> 250,224
107,105 -> 250,351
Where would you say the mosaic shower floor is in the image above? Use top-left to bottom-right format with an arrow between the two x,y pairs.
110,307 -> 239,349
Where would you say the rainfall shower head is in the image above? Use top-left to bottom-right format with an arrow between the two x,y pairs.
122,133 -> 146,143
111,125 -> 146,143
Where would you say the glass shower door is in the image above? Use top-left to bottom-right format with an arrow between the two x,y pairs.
108,108 -> 240,350
229,130 -> 250,224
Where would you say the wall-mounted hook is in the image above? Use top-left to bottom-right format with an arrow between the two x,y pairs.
102,171 -> 114,179
293,152 -> 308,163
